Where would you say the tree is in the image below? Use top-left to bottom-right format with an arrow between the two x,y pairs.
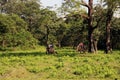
61,12 -> 87,48
55,18 -> 67,47
101,0 -> 120,53
62,0 -> 103,53
0,0 -> 41,32
33,8 -> 59,46
0,0 -> 8,13
0,14 -> 38,50
111,18 -> 120,49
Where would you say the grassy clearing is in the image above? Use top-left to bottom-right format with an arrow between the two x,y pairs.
0,47 -> 120,80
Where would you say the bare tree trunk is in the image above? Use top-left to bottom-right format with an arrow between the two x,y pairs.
88,0 -> 95,53
58,41 -> 61,48
2,40 -> 5,48
2,36 -> 5,48
105,19 -> 112,53
88,28 -> 94,52
93,39 -> 98,53
81,0 -> 104,53
105,10 -> 113,53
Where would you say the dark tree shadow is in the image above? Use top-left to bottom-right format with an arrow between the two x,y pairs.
0,51 -> 79,58
0,51 -> 46,57
0,48 -> 87,58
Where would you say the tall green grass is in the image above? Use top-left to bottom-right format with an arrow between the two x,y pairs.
0,47 -> 120,80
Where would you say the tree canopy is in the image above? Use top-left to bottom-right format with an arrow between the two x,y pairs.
0,0 -> 120,52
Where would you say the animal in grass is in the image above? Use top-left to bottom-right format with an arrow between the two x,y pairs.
46,44 -> 57,54
76,42 -> 86,53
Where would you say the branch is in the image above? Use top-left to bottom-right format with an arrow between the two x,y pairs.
80,0 -> 90,9
93,17 -> 103,30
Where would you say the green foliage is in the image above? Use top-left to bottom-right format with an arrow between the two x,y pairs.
31,8 -> 60,45
0,47 -> 120,80
1,0 -> 40,15
61,0 -> 85,14
61,13 -> 87,46
26,66 -> 41,73
0,66 -> 9,75
111,18 -> 120,49
0,14 -> 38,50
0,0 -> 119,50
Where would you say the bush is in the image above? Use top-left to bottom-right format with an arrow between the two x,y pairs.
0,14 -> 38,50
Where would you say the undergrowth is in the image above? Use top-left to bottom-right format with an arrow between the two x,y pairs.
0,47 -> 120,80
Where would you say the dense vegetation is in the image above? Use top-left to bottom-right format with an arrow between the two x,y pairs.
0,0 -> 120,51
0,47 -> 120,80
0,14 -> 38,50
0,0 -> 120,80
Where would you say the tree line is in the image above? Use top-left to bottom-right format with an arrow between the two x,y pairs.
0,0 -> 120,53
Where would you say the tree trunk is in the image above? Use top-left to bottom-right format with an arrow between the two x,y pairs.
105,19 -> 112,53
88,0 -> 95,53
58,41 -> 61,48
88,28 -> 94,52
105,10 -> 113,53
93,39 -> 98,53
2,40 -> 5,48
2,36 -> 5,48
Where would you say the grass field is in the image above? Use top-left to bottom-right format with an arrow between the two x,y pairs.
0,47 -> 120,80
